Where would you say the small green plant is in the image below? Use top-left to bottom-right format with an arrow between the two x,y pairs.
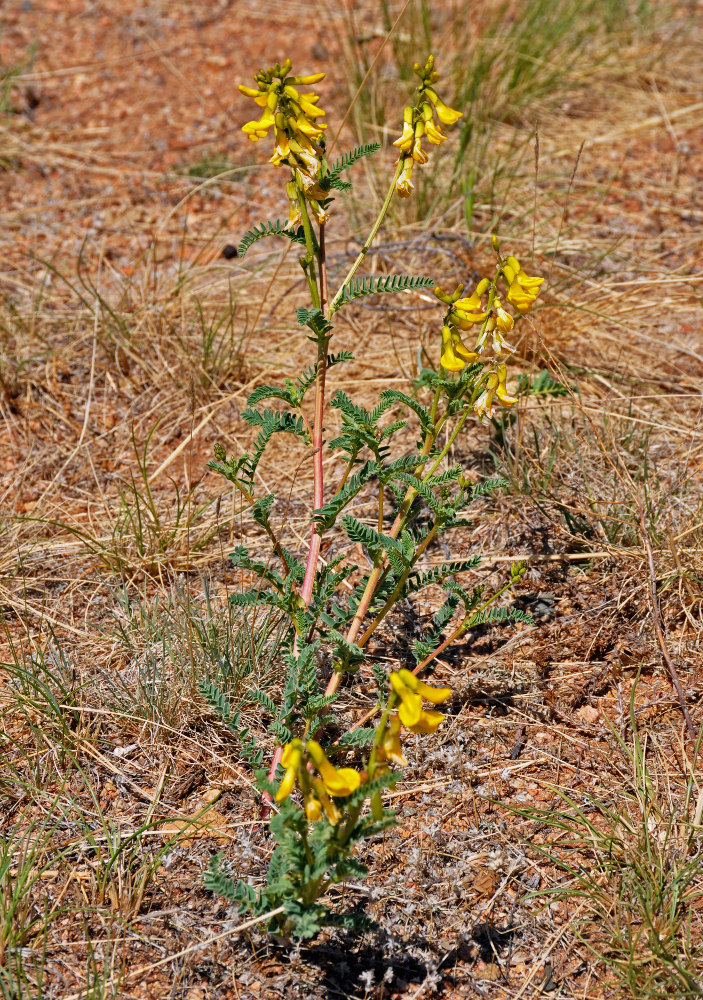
521,690 -> 703,998
204,56 -> 542,939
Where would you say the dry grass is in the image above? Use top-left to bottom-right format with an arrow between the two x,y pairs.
1,1 -> 702,997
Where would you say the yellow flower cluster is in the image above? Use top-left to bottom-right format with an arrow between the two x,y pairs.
434,251 -> 544,418
275,671 -> 451,824
275,738 -> 361,823
389,669 -> 452,733
392,55 -> 462,199
238,59 -> 330,227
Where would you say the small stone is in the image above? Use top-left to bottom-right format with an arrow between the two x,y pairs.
577,705 -> 600,724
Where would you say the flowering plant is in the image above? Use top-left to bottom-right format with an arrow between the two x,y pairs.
202,57 -> 541,940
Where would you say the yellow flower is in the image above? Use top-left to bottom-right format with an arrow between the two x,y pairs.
283,85 -> 326,119
494,300 -> 514,333
275,739 -> 303,802
440,325 -> 465,372
452,329 -> 480,363
269,118 -> 291,165
451,307 -> 489,330
491,328 -> 515,356
453,291 -> 481,312
422,105 -> 447,145
434,283 -> 463,305
379,714 -> 408,767
285,180 -> 302,229
309,199 -> 330,226
288,135 -> 321,178
393,107 -> 415,152
390,669 -> 451,734
495,363 -> 517,407
304,789 -> 322,822
402,709 -> 445,734
238,84 -> 266,102
412,131 -> 428,164
311,778 -> 341,823
506,282 -> 536,314
289,72 -> 326,85
504,256 -> 544,314
306,740 -> 361,797
474,372 -> 499,420
242,106 -> 276,141
396,156 -> 415,198
292,115 -> 326,141
425,88 -> 463,125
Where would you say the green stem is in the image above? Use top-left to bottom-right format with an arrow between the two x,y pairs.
357,522 -> 440,648
329,162 -> 403,312
422,407 -> 471,481
333,454 -> 356,495
297,190 -> 321,310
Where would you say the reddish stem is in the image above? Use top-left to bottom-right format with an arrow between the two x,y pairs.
263,228 -> 329,815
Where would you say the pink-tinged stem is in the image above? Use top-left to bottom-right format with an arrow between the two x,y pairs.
300,223 -> 329,606
263,228 -> 329,816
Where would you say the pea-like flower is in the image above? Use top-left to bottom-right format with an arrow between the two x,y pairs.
242,105 -> 276,141
473,371 -> 499,420
392,55 -> 461,198
275,739 -> 303,802
449,278 -> 491,330
304,788 -> 322,822
422,104 -> 447,145
310,777 -> 341,824
393,107 -> 415,153
503,255 -> 544,314
494,300 -> 514,334
378,714 -> 408,767
306,740 -> 361,797
424,87 -> 463,125
440,325 -> 465,372
495,363 -> 517,407
441,325 -> 480,371
474,366 -> 517,418
396,156 -> 415,198
390,669 -> 451,734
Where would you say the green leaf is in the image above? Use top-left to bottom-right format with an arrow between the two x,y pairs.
227,590 -> 262,608
331,274 -> 434,314
246,383 -> 297,407
238,411 -> 308,486
199,680 -> 264,765
467,606 -> 534,628
328,143 -> 381,178
378,389 -> 433,435
251,493 -> 275,528
391,471 -> 445,516
337,728 -> 376,748
404,556 -> 481,597
468,476 -> 510,498
237,219 -> 306,257
425,465 -> 463,486
328,629 -> 365,669
412,592 -> 461,664
229,544 -> 284,591
311,460 -> 378,531
341,515 -> 407,564
296,307 -> 333,341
